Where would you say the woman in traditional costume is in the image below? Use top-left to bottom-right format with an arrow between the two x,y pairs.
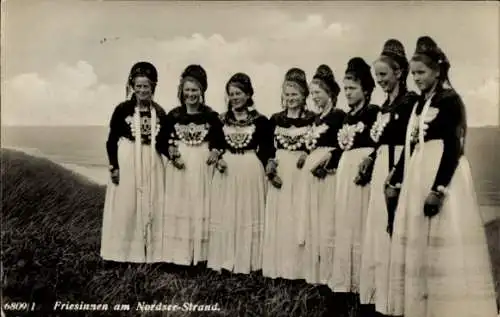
358,39 -> 419,317
160,65 -> 225,266
299,64 -> 346,285
207,73 -> 273,274
327,57 -> 379,313
384,36 -> 498,317
261,68 -> 316,280
101,61 -> 167,263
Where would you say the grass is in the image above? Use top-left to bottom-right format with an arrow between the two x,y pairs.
0,149 -> 348,317
1,148 -> 498,317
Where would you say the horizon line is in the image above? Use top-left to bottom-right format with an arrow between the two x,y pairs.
2,124 -> 500,128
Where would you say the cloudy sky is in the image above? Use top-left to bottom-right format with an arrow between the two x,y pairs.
2,0 -> 499,126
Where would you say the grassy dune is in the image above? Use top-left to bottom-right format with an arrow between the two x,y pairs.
0,149 -> 342,317
1,148 -> 498,317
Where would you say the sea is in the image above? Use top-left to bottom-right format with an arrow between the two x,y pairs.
1,126 -> 111,185
1,125 -> 499,222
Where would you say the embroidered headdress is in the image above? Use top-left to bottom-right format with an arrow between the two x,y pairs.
345,57 -> 376,98
225,72 -> 255,112
126,61 -> 158,98
284,67 -> 309,97
412,36 -> 451,87
226,72 -> 254,97
178,64 -> 208,106
381,39 -> 408,69
181,64 -> 208,92
312,64 -> 340,101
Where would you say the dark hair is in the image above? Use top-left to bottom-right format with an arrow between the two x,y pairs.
411,36 -> 452,89
411,54 -> 452,89
344,72 -> 375,104
375,55 -> 409,92
129,76 -> 157,95
177,64 -> 208,107
177,76 -> 205,107
126,61 -> 158,101
311,64 -> 340,106
281,81 -> 308,110
376,39 -> 409,92
283,67 -> 309,98
225,72 -> 255,112
344,57 -> 376,103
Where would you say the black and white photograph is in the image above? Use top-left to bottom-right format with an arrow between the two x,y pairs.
1,1 -> 499,316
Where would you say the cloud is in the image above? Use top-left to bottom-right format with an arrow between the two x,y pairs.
3,10 -> 498,127
3,61 -> 119,126
4,13 -> 356,126
462,76 -> 500,126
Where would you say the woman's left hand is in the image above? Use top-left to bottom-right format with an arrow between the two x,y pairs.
354,173 -> 370,186
215,159 -> 227,173
206,149 -> 221,165
311,166 -> 327,179
358,156 -> 373,176
424,191 -> 445,218
296,153 -> 308,169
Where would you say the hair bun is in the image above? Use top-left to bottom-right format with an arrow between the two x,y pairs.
181,64 -> 208,92
346,57 -> 370,74
345,57 -> 375,95
315,64 -> 333,78
381,39 -> 406,59
284,67 -> 309,97
313,64 -> 340,99
226,72 -> 254,97
415,36 -> 439,55
129,61 -> 158,83
285,67 -> 307,82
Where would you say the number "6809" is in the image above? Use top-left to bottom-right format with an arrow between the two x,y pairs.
3,302 -> 34,311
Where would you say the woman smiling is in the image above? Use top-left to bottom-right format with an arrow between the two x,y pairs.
261,68 -> 316,281
207,73 -> 273,274
160,65 -> 225,267
385,36 -> 497,317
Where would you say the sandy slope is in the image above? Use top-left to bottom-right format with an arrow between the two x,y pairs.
2,146 -> 109,185
58,162 -> 108,185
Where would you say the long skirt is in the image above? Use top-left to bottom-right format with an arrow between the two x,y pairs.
387,140 -> 497,317
359,145 -> 403,313
328,147 -> 373,293
298,147 -> 337,284
262,149 -> 312,280
207,151 -> 267,274
161,142 -> 214,265
101,138 -> 165,263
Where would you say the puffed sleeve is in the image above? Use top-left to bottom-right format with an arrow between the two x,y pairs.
366,104 -> 381,147
324,110 -> 347,171
158,109 -> 178,161
430,93 -> 466,191
267,114 -> 278,162
387,145 -> 409,187
106,104 -> 122,170
154,106 -> 170,157
256,115 -> 275,167
326,109 -> 346,146
367,112 -> 383,161
207,111 -> 226,154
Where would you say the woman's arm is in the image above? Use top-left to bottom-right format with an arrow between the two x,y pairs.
106,105 -> 123,171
